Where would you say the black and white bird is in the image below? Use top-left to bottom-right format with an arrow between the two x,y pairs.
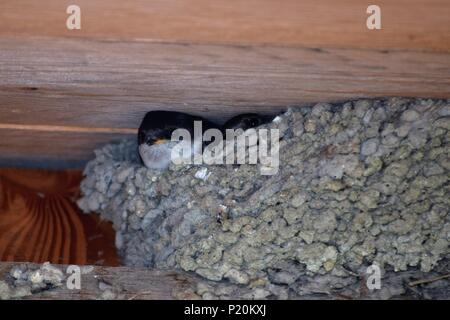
138,111 -> 275,170
138,110 -> 219,169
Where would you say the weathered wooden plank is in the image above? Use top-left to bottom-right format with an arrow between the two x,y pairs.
0,262 -> 199,300
1,38 -> 449,130
0,0 -> 449,52
1,261 -> 448,300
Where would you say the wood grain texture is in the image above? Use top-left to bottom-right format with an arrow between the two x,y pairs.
0,0 -> 449,52
0,1 -> 449,166
0,168 -> 120,266
1,38 -> 449,129
0,262 -> 199,300
0,128 -> 133,165
1,261 -> 448,299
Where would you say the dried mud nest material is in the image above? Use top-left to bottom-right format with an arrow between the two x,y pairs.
78,98 -> 450,298
0,263 -> 65,300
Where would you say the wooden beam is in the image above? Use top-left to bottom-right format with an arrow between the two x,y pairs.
1,38 -> 449,130
0,37 -> 449,166
0,262 -> 200,299
0,128 -> 133,167
0,1 -> 449,166
0,0 -> 449,52
1,260 -> 448,299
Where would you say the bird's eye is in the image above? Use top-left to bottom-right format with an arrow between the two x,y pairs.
146,137 -> 154,145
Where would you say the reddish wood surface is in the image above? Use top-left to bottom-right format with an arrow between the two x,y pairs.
0,168 -> 120,266
0,0 -> 449,52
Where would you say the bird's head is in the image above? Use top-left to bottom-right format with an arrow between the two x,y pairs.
138,127 -> 177,170
138,127 -> 172,147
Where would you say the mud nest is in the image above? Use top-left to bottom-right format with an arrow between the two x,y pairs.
78,98 -> 450,299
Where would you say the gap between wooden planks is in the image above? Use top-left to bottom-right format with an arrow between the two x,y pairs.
0,123 -> 136,134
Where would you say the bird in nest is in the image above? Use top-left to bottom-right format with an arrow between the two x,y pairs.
138,110 -> 274,170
